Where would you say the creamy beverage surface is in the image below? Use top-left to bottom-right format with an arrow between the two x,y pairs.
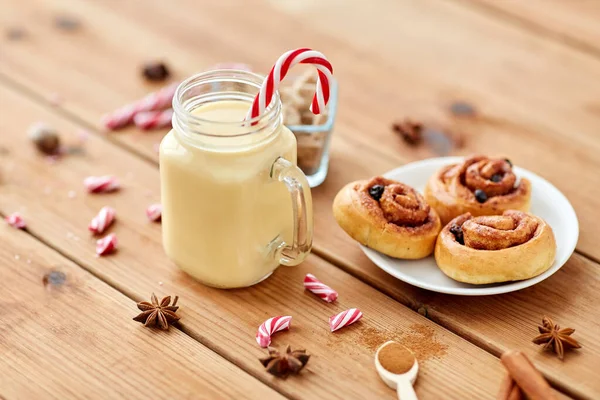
160,100 -> 304,288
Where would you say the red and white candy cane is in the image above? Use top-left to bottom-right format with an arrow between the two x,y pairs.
247,48 -> 333,121
329,308 -> 363,332
303,273 -> 338,303
256,315 -> 292,348
96,233 -> 118,256
102,83 -> 178,130
146,204 -> 162,222
133,109 -> 174,130
6,212 -> 26,229
84,176 -> 120,193
89,206 -> 116,235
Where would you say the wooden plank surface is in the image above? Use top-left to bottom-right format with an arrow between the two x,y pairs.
1,0 -> 597,398
0,84 -> 514,399
1,0 -> 600,260
0,225 -> 284,400
472,0 -> 600,54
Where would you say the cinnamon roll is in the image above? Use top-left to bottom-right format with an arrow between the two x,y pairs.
435,211 -> 556,284
425,155 -> 531,225
333,177 -> 441,259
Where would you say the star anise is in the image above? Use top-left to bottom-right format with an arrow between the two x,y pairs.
392,119 -> 423,145
133,293 -> 180,330
532,316 -> 581,360
259,345 -> 310,378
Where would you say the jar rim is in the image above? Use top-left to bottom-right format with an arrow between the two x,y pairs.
172,69 -> 281,138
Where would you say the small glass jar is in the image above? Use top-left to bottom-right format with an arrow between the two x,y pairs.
286,79 -> 338,187
159,70 -> 313,288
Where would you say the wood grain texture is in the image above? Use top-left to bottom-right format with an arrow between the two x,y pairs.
0,85 -> 512,399
472,0 -> 600,55
1,0 -> 599,259
0,227 -> 284,400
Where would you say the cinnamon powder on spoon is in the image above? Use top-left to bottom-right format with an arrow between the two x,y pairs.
378,342 -> 415,374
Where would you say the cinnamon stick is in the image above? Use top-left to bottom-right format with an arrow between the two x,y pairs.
497,373 -> 523,400
501,350 -> 556,400
497,373 -> 514,400
508,385 -> 523,400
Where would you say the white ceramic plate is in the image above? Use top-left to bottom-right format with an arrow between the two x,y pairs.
360,157 -> 578,296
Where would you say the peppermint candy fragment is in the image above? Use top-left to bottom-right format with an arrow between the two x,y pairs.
256,316 -> 292,348
84,175 -> 120,193
329,308 -> 363,332
88,206 -> 116,235
96,233 -> 118,256
146,204 -> 162,222
303,273 -> 338,303
6,212 -> 26,229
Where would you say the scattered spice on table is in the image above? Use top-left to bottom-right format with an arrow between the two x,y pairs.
378,342 -> 415,374
356,324 -> 447,362
54,14 -> 81,31
6,27 -> 26,40
259,345 -> 310,378
399,324 -> 448,361
449,101 -> 477,118
532,316 -> 581,360
133,293 -> 180,330
142,61 -> 171,82
28,122 -> 61,155
392,119 -> 423,145
42,270 -> 67,287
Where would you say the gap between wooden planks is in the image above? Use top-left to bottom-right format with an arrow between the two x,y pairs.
1,0 -> 600,259
0,225 -> 285,400
0,86 -> 519,400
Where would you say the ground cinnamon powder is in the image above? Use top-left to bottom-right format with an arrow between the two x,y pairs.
378,342 -> 415,374
357,323 -> 448,362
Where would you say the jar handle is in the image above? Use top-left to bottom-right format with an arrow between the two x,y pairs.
270,157 -> 313,266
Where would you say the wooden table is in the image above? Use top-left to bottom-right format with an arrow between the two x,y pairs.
1,0 -> 599,398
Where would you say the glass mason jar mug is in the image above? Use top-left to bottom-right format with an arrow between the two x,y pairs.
159,70 -> 313,288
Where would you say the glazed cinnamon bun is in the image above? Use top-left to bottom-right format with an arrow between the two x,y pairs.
333,177 -> 441,259
425,155 -> 531,225
435,211 -> 556,284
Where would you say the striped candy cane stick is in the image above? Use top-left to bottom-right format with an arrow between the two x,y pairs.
146,204 -> 162,222
134,109 -> 174,130
96,233 -> 118,256
6,212 -> 26,229
247,48 -> 333,122
102,83 -> 178,130
84,176 -> 120,193
329,308 -> 363,332
88,206 -> 116,235
256,316 -> 292,348
303,273 -> 338,303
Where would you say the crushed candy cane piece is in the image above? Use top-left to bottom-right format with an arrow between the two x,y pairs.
256,316 -> 292,348
329,308 -> 362,332
96,233 -> 118,256
6,212 -> 26,229
303,273 -> 338,303
146,204 -> 162,222
89,206 -> 116,235
84,175 -> 120,193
